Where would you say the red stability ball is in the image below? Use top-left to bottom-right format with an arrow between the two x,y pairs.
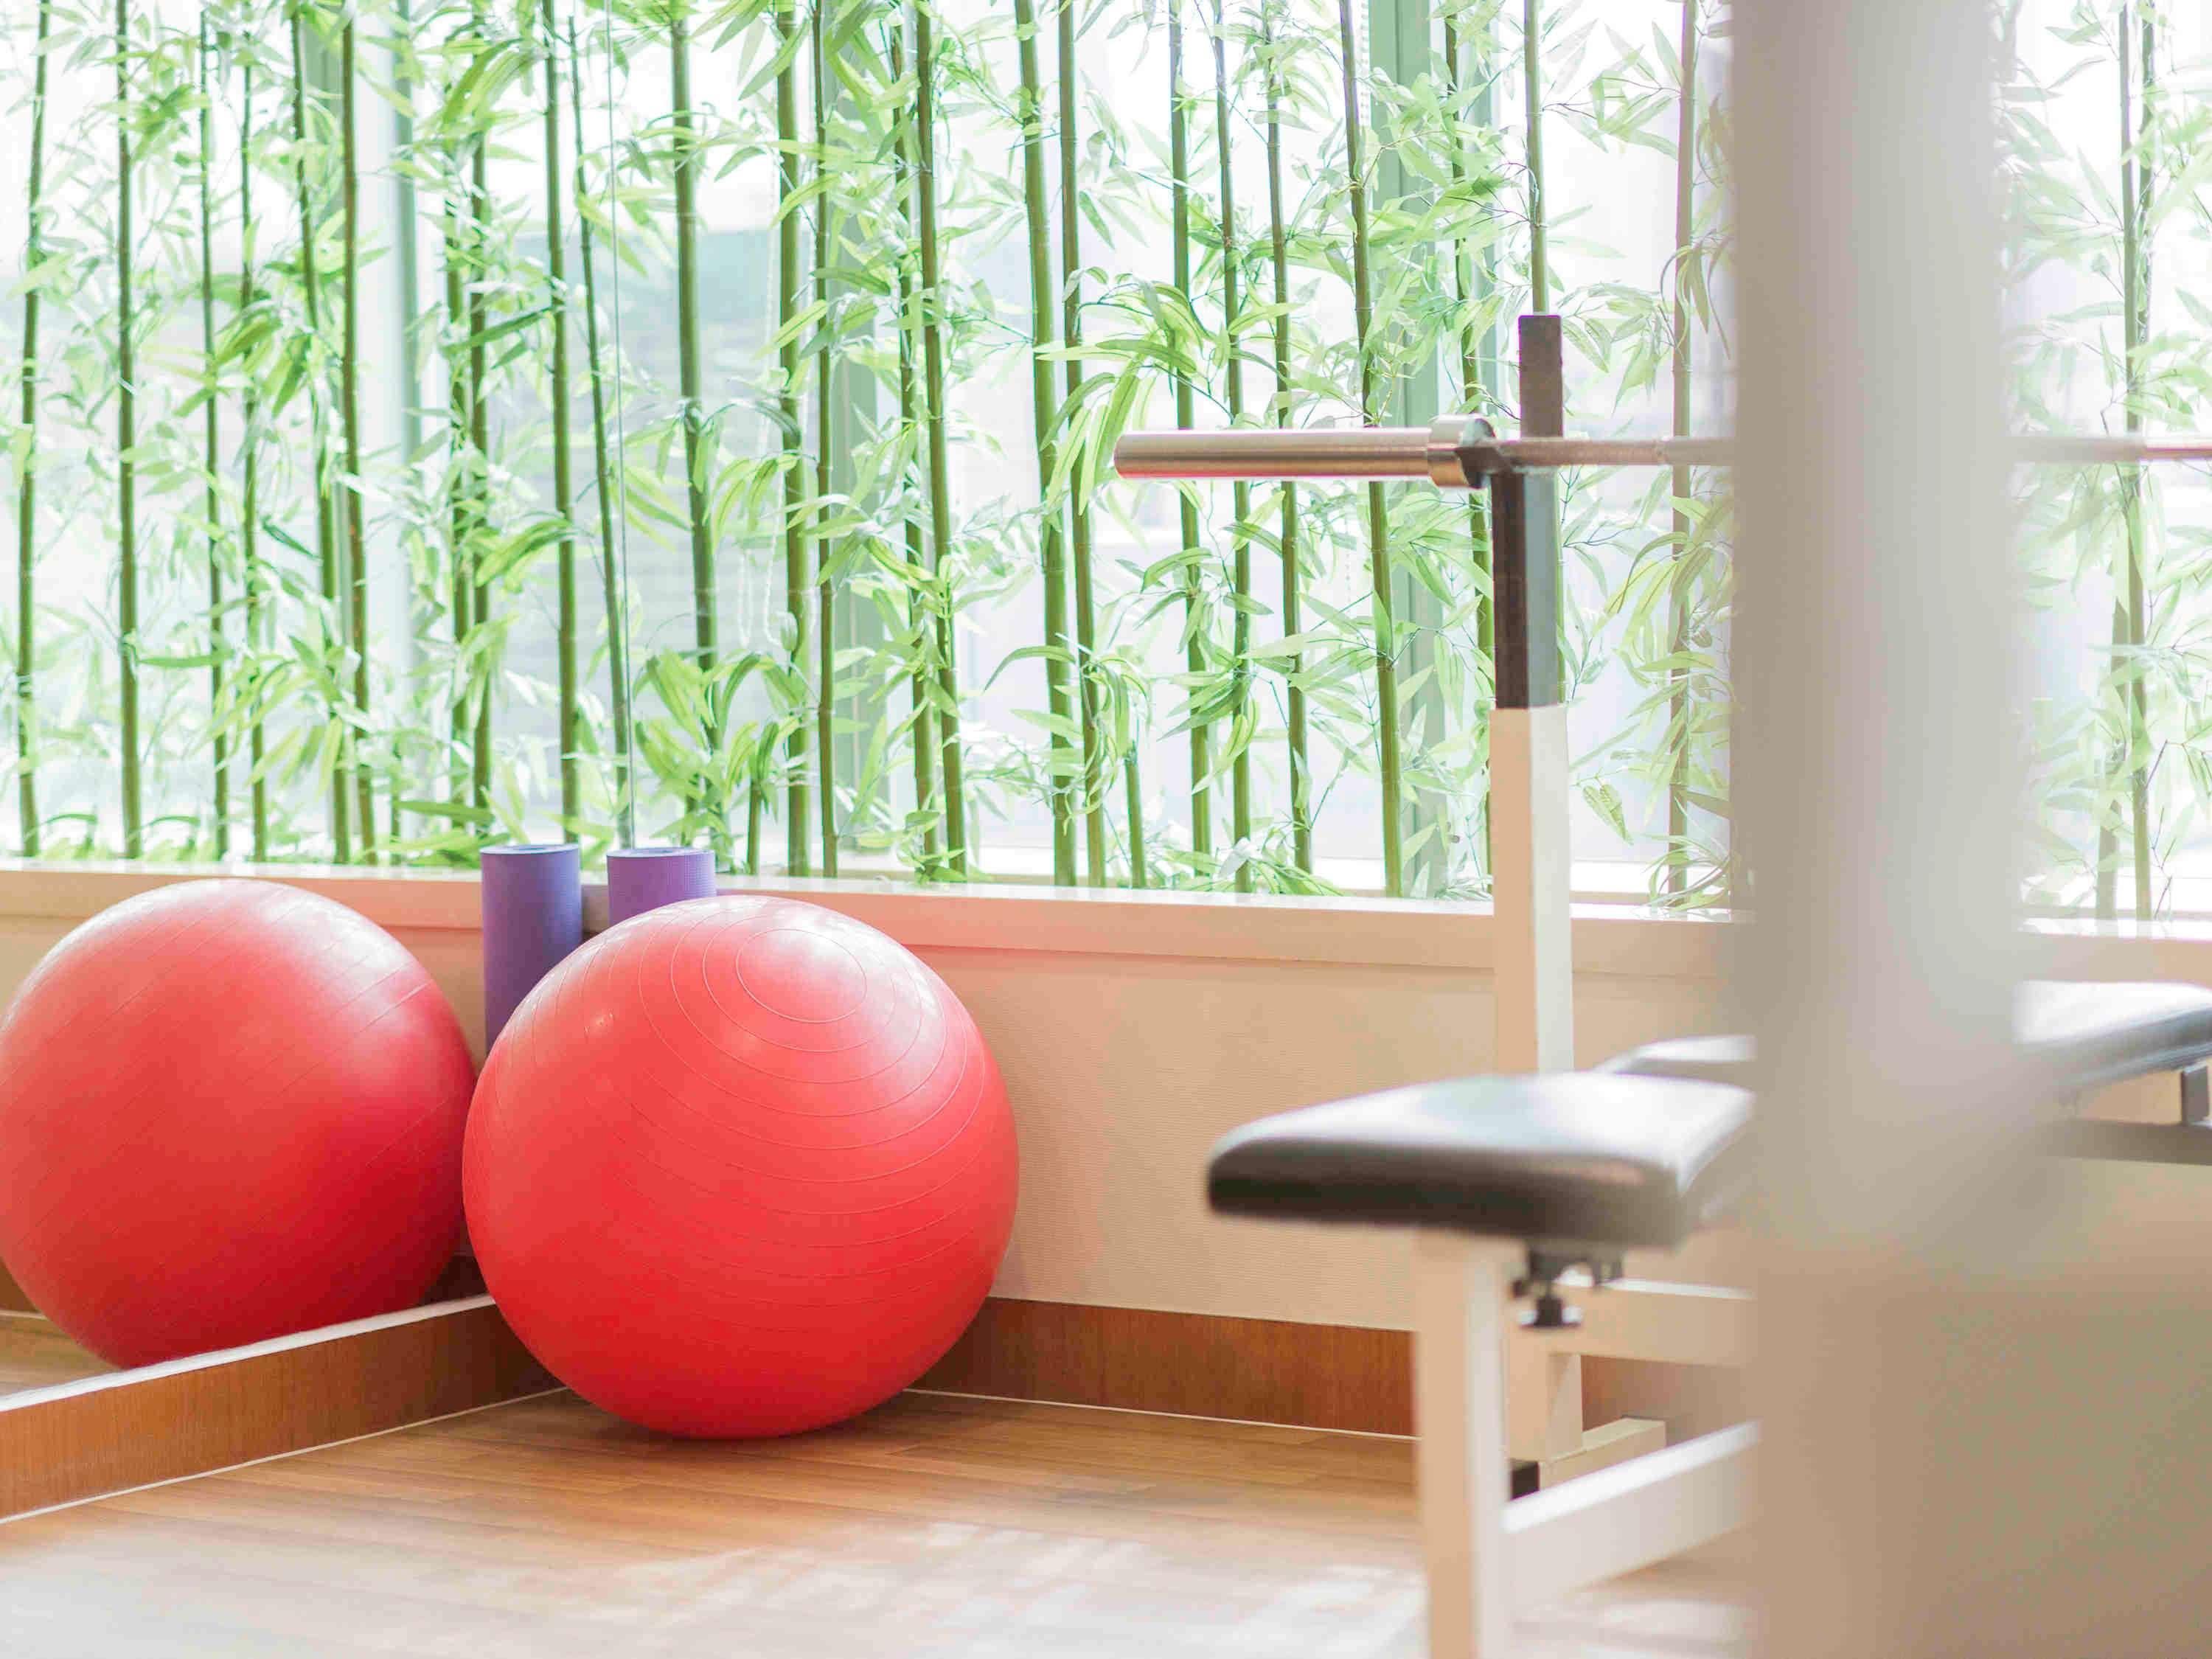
464,896 -> 1018,1439
0,880 -> 476,1368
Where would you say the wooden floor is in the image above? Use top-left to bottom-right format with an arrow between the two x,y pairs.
0,1390 -> 1750,1658
0,1316 -> 111,1396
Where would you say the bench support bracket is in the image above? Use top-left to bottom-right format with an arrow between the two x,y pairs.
1419,1234 -> 1753,1658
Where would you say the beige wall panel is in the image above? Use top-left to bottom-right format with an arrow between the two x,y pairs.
4,871 -> 2202,1334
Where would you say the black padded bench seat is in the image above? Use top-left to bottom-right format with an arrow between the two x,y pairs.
1207,1074 -> 1751,1251
1598,980 -> 2212,1093
1597,980 -> 2212,1168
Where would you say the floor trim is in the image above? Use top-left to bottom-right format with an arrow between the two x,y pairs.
919,1298 -> 1744,1441
0,1296 -> 551,1517
0,1388 -> 568,1528
1,1289 -> 1741,1514
920,1298 -> 1416,1434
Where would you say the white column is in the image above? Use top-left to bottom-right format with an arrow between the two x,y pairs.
1735,4 -> 2212,1654
1488,704 -> 1572,1073
1413,1234 -> 1517,1659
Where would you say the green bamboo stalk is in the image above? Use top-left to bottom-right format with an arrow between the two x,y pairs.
673,0 -> 725,846
1166,0 -> 1211,859
812,0 -> 837,876
467,4 -> 492,815
773,0 -> 809,872
1211,0 -> 1251,890
240,44 -> 268,858
1523,0 -> 1545,313
2098,66 -> 2129,914
1451,4 -> 1504,407
15,0 -> 51,856
1663,0 -> 1698,895
340,14 -> 375,858
1433,21 -> 1486,540
1466,6 -> 1500,403
2102,0 -> 2153,919
567,16 -> 630,846
1124,751 -> 1146,886
443,192 -> 472,807
888,20 -> 939,866
913,0 -> 967,872
391,0 -> 420,848
2130,1 -> 2153,922
1335,0 -> 1401,897
542,0 -> 579,832
198,21 -> 229,857
1015,0 -> 1077,886
290,2 -> 348,858
1057,0 -> 1105,883
1261,3 -> 1307,875
1442,5 -> 1492,876
1441,10 -> 1479,410
115,0 -> 141,859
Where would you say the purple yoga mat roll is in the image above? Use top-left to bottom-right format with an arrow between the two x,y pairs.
480,843 -> 583,1048
606,846 -> 718,927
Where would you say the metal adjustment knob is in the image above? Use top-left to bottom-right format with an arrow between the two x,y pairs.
1512,1248 -> 1625,1331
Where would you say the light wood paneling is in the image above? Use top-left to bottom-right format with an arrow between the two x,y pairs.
0,1297 -> 551,1518
920,1297 -> 1416,1434
0,870 -> 1738,1335
0,1388 -> 1751,1658
938,945 -> 1720,1327
0,1318 -> 110,1396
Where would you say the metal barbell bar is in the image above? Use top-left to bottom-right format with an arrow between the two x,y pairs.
1110,416 -> 2212,488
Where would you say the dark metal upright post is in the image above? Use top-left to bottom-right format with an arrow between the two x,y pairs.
1489,316 -> 1562,712
1482,316 -> 1570,1071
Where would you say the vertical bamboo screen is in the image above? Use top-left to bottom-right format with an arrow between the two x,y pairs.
0,0 -> 2194,912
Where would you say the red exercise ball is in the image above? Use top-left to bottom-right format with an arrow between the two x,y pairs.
0,880 -> 476,1368
464,896 -> 1018,1438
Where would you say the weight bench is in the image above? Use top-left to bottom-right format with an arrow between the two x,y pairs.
1125,317 -> 2212,1656
1207,978 -> 2212,1658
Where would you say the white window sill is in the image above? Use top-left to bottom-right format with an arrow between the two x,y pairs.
0,860 -> 2208,985
0,858 -> 1719,975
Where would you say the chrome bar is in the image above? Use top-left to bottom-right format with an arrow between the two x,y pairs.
1459,436 -> 1737,473
1111,420 -> 1475,485
1110,423 -> 1723,486
1111,426 -> 2212,487
2013,435 -> 2212,465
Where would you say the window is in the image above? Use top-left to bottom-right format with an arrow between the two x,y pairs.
1,0 -> 2205,917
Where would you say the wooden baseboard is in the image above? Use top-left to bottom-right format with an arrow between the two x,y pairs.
0,1295 -> 552,1519
921,1298 -> 1414,1434
920,1298 -> 1745,1441
0,1282 -> 1740,1515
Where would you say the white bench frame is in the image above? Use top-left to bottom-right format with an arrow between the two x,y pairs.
1437,567 -> 1753,1656
1415,1235 -> 1754,1658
